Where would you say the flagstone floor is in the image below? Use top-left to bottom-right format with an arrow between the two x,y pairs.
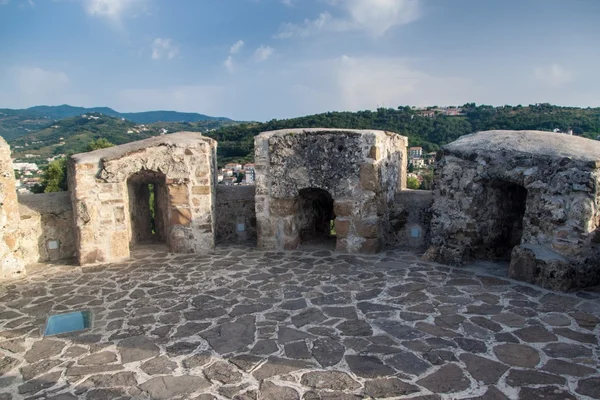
0,245 -> 599,400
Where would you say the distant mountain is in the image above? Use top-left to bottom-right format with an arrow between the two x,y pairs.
8,112 -> 238,163
0,104 -> 233,141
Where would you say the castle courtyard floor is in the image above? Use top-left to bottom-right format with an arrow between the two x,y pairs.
0,245 -> 599,400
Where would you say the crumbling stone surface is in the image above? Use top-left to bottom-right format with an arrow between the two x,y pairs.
18,191 -> 76,264
215,185 -> 256,244
429,130 -> 600,290
389,189 -> 433,250
68,132 -> 217,265
0,136 -> 25,279
254,128 -> 407,253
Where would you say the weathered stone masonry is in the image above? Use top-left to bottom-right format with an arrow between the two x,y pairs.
254,129 -> 408,253
0,137 -> 25,279
429,130 -> 600,291
69,132 -> 217,265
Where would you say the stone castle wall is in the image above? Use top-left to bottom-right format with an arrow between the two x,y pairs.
429,130 -> 600,291
0,137 -> 25,279
1,128 -> 599,291
19,192 -> 76,264
215,185 -> 256,243
69,132 -> 217,265
389,190 -> 433,251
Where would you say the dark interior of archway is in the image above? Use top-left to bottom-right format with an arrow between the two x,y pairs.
479,181 -> 527,261
127,171 -> 168,247
297,188 -> 335,245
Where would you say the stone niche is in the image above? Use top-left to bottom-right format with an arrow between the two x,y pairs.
254,128 -> 408,253
69,132 -> 217,265
429,130 -> 600,291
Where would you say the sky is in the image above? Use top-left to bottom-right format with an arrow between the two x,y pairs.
0,0 -> 599,121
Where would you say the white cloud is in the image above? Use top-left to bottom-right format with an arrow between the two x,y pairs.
533,64 -> 573,87
83,0 -> 145,21
224,56 -> 235,73
253,45 -> 274,62
229,40 -> 244,54
276,0 -> 421,38
151,38 -> 179,60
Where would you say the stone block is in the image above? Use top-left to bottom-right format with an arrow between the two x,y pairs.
369,145 -> 380,160
334,219 -> 351,238
335,238 -> 348,252
169,185 -> 189,204
81,248 -> 105,265
360,162 -> 380,192
270,199 -> 297,217
360,238 -> 382,254
509,244 -> 575,292
192,186 -> 211,195
334,200 -> 355,217
257,219 -> 275,237
283,218 -> 297,236
284,236 -> 300,250
356,218 -> 379,238
171,208 -> 192,226
110,231 -> 129,258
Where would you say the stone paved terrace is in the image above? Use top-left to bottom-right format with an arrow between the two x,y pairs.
0,246 -> 599,400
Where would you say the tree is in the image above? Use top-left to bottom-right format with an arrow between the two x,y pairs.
236,172 -> 245,183
407,176 -> 420,189
408,163 -> 414,173
87,138 -> 115,151
41,158 -> 68,193
419,169 -> 434,190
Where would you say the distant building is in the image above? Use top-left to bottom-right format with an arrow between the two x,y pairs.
244,169 -> 255,184
410,158 -> 425,168
13,163 -> 39,172
417,110 -> 436,118
409,147 -> 423,158
444,108 -> 463,116
243,163 -> 256,171
224,163 -> 242,171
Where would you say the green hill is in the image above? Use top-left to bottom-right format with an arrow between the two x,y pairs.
0,104 -> 234,141
207,103 -> 600,164
8,113 -> 237,163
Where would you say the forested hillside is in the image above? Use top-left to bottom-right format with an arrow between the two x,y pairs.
9,113 -> 238,163
0,105 -> 233,141
207,103 -> 600,164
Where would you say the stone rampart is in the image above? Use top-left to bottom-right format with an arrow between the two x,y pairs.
18,192 -> 76,264
389,190 -> 433,250
0,136 -> 25,279
215,185 -> 256,244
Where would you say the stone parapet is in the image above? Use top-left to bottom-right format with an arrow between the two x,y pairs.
18,192 -> 76,264
0,136 -> 25,279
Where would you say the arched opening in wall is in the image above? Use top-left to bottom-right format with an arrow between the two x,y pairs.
478,180 -> 528,261
297,188 -> 336,249
127,170 -> 169,249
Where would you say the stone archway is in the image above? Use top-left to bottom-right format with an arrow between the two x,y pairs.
254,128 -> 408,253
69,132 -> 217,265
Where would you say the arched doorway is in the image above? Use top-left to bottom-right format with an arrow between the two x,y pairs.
297,188 -> 335,248
127,170 -> 169,248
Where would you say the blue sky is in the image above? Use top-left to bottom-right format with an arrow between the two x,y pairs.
0,0 -> 599,121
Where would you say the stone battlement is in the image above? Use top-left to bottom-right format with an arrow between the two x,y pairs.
0,129 -> 598,291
